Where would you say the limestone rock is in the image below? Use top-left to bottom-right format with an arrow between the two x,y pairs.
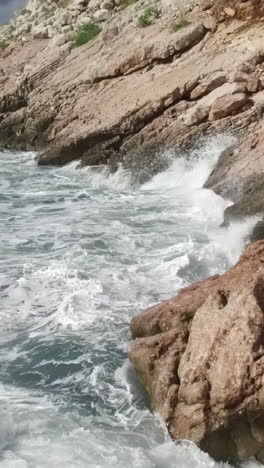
76,16 -> 92,26
93,8 -> 111,21
89,0 -> 103,10
32,26 -> 48,39
209,92 -> 248,120
183,82 -> 246,125
204,124 -> 264,220
129,240 -> 264,462
61,25 -> 73,35
0,0 -> 264,172
51,34 -> 67,47
101,0 -> 114,10
203,15 -> 217,32
200,0 -> 213,11
190,72 -> 227,99
173,23 -> 205,53
224,7 -> 236,17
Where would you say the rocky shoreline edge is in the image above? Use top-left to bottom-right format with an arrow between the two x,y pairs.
129,240 -> 264,463
1,1 -> 264,222
2,0 -> 264,463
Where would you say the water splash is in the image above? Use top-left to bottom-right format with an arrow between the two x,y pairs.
0,136 -> 260,467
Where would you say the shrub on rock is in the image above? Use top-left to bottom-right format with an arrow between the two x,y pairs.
138,7 -> 159,27
73,22 -> 101,46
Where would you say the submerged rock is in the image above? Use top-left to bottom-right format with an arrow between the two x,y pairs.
129,240 -> 264,463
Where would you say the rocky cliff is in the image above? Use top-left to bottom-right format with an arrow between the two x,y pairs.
1,0 -> 264,220
129,240 -> 264,463
3,1 -> 264,461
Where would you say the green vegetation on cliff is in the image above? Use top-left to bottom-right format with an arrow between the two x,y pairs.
73,23 -> 101,47
138,6 -> 159,27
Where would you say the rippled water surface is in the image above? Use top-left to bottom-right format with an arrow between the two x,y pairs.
0,0 -> 27,25
0,138 -> 259,467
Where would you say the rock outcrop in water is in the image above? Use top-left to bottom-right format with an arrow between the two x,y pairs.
129,240 -> 264,463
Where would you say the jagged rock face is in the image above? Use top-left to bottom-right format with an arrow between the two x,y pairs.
129,240 -> 264,463
204,124 -> 264,221
1,0 -> 264,193
1,10 -> 264,174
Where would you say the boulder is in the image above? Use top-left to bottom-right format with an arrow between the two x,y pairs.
224,7 -> 236,17
182,82 -> 246,125
129,240 -> 264,463
200,0 -> 213,10
32,26 -> 49,39
51,34 -> 67,47
208,92 -> 248,120
93,9 -> 111,21
89,0 -> 103,10
203,15 -> 217,32
101,0 -> 115,10
190,72 -> 227,100
76,16 -> 92,26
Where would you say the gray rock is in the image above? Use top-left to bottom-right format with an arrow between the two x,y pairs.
51,34 -> 67,47
61,25 -> 73,34
77,16 -> 92,26
32,26 -> 48,39
101,0 -> 115,10
89,0 -> 102,10
93,9 -> 111,21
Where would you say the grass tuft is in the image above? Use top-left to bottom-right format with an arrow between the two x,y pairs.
120,0 -> 139,9
138,7 -> 159,27
0,40 -> 8,52
73,23 -> 101,47
173,18 -> 191,32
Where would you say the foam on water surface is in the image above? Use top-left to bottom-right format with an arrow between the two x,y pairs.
0,138 -> 260,467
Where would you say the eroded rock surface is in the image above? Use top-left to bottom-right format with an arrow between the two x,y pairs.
204,122 -> 264,220
129,240 -> 264,462
0,0 -> 264,180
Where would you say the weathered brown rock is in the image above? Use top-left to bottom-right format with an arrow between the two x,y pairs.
190,72 -> 226,100
0,11 -> 264,171
224,7 -> 235,17
204,124 -> 264,220
182,82 -> 246,126
208,92 -> 248,120
129,240 -> 264,462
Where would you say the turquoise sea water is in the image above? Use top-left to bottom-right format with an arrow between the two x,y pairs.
0,140 -> 258,467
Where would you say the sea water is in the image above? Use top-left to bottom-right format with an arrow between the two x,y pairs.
0,136 -> 259,467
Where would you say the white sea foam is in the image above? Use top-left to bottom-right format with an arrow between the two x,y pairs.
0,138 -> 261,468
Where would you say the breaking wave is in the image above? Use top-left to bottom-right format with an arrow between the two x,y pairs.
0,136 -> 259,467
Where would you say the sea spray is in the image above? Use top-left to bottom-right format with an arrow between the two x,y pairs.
0,137 -> 259,467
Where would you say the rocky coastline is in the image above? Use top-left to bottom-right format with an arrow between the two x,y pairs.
1,0 -> 264,217
130,240 -> 264,463
2,0 -> 264,463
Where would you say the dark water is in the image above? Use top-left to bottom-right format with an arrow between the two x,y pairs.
0,0 -> 27,25
0,140 -> 257,467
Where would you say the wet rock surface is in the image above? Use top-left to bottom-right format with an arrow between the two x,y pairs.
2,0 -> 264,463
129,240 -> 264,463
0,0 -> 264,184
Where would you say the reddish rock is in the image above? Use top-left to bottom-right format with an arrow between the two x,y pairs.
208,92 -> 248,120
129,241 -> 264,462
